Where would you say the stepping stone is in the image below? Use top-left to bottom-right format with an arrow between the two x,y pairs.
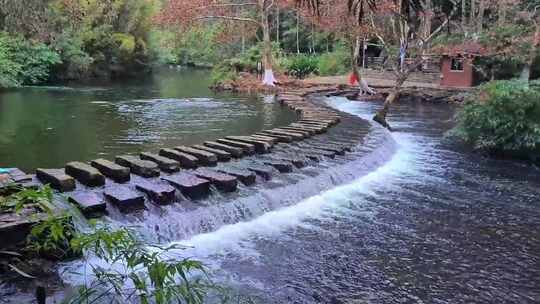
65,161 -> 106,187
104,186 -> 145,212
134,180 -> 176,205
162,173 -> 211,199
159,148 -> 198,169
298,143 -> 345,156
250,134 -> 278,145
273,128 -> 310,138
91,159 -> 130,183
298,121 -> 331,129
269,156 -> 307,168
217,167 -> 256,186
225,136 -> 271,153
194,169 -> 237,192
270,129 -> 306,139
274,148 -> 321,162
203,141 -> 243,158
192,145 -> 231,162
0,212 -> 41,246
261,130 -> 303,141
36,168 -> 76,192
290,123 -> 326,134
68,191 -> 107,218
7,168 -> 33,183
216,139 -> 256,155
307,148 -> 336,158
278,126 -> 315,136
115,155 -> 160,178
255,132 -> 292,143
244,164 -> 274,180
140,152 -> 180,173
174,146 -> 218,166
300,119 -> 335,126
261,160 -> 293,173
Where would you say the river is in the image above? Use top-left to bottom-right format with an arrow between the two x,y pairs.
158,97 -> 538,303
0,68 -> 295,172
1,72 -> 539,303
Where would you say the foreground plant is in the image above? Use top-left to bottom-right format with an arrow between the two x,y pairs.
65,226 -> 215,304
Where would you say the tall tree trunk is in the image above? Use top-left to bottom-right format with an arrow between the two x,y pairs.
261,1 -> 275,86
311,21 -> 315,54
477,0 -> 486,32
462,0 -> 467,33
296,10 -> 300,54
276,5 -> 280,46
521,20 -> 540,82
498,1 -> 507,26
351,36 -> 362,84
469,0 -> 476,30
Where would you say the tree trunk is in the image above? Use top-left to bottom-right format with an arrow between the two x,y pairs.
276,5 -> 280,45
521,20 -> 540,82
461,0 -> 467,32
351,36 -> 362,84
477,0 -> 486,32
373,74 -> 407,130
261,1 -> 275,86
296,10 -> 300,54
498,2 -> 507,26
469,0 -> 476,29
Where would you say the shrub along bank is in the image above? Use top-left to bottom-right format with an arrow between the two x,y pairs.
452,80 -> 540,162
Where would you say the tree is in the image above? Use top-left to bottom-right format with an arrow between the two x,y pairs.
158,0 -> 284,86
368,0 -> 458,129
300,0 -> 457,129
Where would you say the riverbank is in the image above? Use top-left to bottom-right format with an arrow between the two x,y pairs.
212,72 -> 471,103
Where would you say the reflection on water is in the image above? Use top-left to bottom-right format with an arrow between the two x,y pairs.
0,68 -> 295,171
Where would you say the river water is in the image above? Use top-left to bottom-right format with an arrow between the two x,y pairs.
0,68 -> 295,172
154,97 -> 538,303
2,73 -> 539,303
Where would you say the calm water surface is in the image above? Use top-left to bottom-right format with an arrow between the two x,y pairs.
0,68 -> 295,171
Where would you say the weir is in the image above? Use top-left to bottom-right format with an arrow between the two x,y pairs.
0,86 -> 395,243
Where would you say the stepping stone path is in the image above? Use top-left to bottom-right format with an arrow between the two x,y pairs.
68,191 -> 106,217
174,146 -> 218,166
65,161 -> 105,187
204,141 -> 243,158
115,155 -> 160,178
226,136 -> 274,152
159,148 -> 199,169
140,152 -> 180,173
192,145 -> 232,161
217,167 -> 257,185
91,159 -> 130,183
162,173 -> 211,199
12,84 -> 372,223
216,139 -> 256,155
134,180 -> 176,205
36,168 -> 75,192
194,169 -> 238,192
104,186 -> 145,212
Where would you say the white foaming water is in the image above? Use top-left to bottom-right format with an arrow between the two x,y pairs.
164,98 -> 419,262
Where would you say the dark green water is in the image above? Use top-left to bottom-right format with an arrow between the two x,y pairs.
0,68 -> 295,172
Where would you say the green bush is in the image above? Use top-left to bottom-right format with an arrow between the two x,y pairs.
317,43 -> 350,76
0,32 -> 61,87
210,62 -> 238,85
452,80 -> 540,160
0,33 -> 22,88
286,55 -> 319,79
